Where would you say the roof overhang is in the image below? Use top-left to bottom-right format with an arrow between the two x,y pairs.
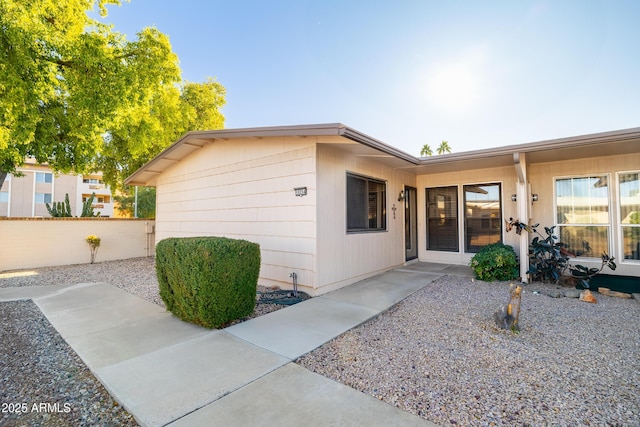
124,123 -> 420,186
125,124 -> 640,186
406,126 -> 640,175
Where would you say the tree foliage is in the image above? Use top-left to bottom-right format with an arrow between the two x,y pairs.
97,78 -> 225,189
437,140 -> 452,155
421,141 -> 453,156
114,186 -> 156,218
420,144 -> 433,157
0,0 -> 225,190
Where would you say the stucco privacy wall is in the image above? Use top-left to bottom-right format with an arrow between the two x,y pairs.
315,143 -> 416,292
0,219 -> 155,271
416,165 -> 519,265
528,151 -> 640,277
154,136 -> 317,291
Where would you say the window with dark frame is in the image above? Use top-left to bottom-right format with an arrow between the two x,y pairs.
464,183 -> 502,253
426,186 -> 459,251
347,173 -> 386,232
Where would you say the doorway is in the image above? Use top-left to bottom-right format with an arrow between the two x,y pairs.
404,186 -> 418,260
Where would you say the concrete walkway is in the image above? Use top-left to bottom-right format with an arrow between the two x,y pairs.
0,263 -> 473,426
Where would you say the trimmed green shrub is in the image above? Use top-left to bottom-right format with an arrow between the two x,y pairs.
469,242 -> 519,282
155,236 -> 261,328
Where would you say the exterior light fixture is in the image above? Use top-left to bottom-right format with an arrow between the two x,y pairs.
532,194 -> 539,202
511,194 -> 517,202
398,190 -> 405,202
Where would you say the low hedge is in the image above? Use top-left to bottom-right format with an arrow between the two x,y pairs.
469,242 -> 519,282
155,236 -> 261,328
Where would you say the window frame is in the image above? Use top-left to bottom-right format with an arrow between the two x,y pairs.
463,182 -> 503,253
35,172 -> 53,183
425,186 -> 459,252
618,171 -> 640,262
35,193 -> 52,204
346,172 -> 387,233
554,174 -> 611,258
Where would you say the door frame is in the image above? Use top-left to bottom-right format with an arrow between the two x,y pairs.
404,186 -> 418,261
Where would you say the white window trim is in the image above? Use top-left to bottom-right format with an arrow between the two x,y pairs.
553,173 -> 613,260
617,170 -> 640,264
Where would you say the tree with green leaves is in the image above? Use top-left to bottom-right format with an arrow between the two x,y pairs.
437,140 -> 452,155
114,186 -> 156,219
0,0 -> 225,191
420,144 -> 433,157
97,78 -> 225,190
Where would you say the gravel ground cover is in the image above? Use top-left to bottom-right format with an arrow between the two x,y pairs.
0,300 -> 137,427
297,275 -> 640,426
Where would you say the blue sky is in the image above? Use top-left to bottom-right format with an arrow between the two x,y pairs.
97,0 -> 640,155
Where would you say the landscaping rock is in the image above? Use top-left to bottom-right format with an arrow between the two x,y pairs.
563,290 -> 581,298
579,289 -> 597,303
544,289 -> 563,298
598,287 -> 632,299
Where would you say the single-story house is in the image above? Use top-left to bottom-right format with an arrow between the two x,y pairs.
125,123 -> 640,295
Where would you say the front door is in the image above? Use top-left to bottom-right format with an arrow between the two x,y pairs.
404,186 -> 418,260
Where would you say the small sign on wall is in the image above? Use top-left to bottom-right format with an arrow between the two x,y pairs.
294,187 -> 307,197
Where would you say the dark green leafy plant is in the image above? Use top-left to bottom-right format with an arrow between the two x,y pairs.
569,253 -> 616,289
506,218 -> 616,286
507,218 -> 568,283
469,242 -> 519,282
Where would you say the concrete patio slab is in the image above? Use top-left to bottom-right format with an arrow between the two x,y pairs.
441,264 -> 475,276
36,282 -> 143,312
0,283 -> 75,302
397,262 -> 474,277
321,270 -> 442,310
35,283 -> 166,337
225,297 -> 379,360
64,313 -> 212,370
167,362 -> 436,427
96,331 -> 289,427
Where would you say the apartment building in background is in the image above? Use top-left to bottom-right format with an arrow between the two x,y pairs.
0,157 -> 114,217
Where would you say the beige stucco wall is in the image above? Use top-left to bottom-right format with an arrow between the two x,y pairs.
528,152 -> 640,277
315,144 -> 416,293
154,136 -> 318,292
0,219 -> 155,271
416,165 -> 520,265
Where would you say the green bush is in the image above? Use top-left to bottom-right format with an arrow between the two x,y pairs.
155,236 -> 261,328
469,242 -> 519,282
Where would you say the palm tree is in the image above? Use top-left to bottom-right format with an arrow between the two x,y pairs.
420,144 -> 433,157
437,140 -> 452,155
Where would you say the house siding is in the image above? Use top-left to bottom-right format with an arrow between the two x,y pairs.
529,152 -> 640,277
416,165 -> 519,264
154,137 -> 318,291
315,144 -> 416,293
131,124 -> 639,288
